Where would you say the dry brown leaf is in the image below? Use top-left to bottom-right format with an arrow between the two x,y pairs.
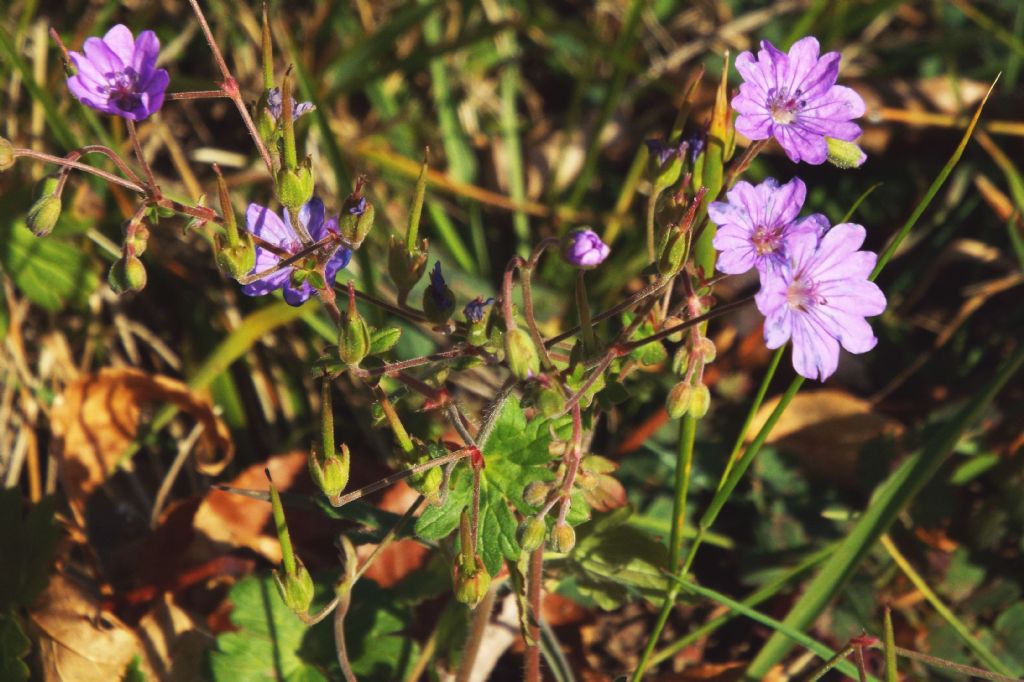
746,389 -> 904,484
357,481 -> 430,588
192,451 -> 308,563
51,368 -> 233,517
29,574 -> 147,682
136,595 -> 213,682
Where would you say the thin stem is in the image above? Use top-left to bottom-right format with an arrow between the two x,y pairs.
618,296 -> 754,352
555,405 -> 584,524
235,234 -> 339,285
646,188 -> 661,263
186,0 -> 275,173
521,237 -> 560,370
126,119 -> 158,195
359,347 -> 468,378
166,89 -> 230,100
325,448 -> 472,507
455,583 -> 499,682
576,270 -> 597,355
502,256 -> 527,329
350,286 -> 429,324
544,277 -> 669,348
376,390 -> 415,454
334,588 -> 358,682
14,148 -> 145,194
524,547 -> 543,682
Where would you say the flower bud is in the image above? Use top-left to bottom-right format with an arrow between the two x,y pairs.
27,194 -> 62,237
338,283 -> 371,367
666,382 -> 692,419
549,523 -> 576,553
108,255 -> 147,294
688,384 -> 711,419
276,157 -> 314,210
518,517 -> 547,553
645,139 -> 687,192
698,336 -> 717,364
129,223 -> 151,257
504,327 -> 539,380
0,137 -> 15,171
463,296 -> 494,346
657,226 -> 687,276
422,261 -> 455,325
215,232 -> 257,280
522,481 -> 550,507
662,316 -> 685,343
826,137 -> 867,169
338,191 -> 374,249
273,558 -> 314,615
255,90 -> 278,149
309,443 -> 350,504
453,557 -> 491,608
562,228 -> 610,269
387,235 -> 428,303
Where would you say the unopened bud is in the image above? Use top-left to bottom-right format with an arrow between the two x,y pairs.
666,382 -> 692,419
422,261 -> 455,325
309,443 -> 350,503
505,327 -> 539,380
549,523 -> 576,553
388,235 -> 428,302
698,336 -> 717,364
273,558 -> 314,615
518,517 -> 547,553
522,481 -> 550,507
826,137 -> 867,169
338,284 -> 371,367
276,157 -> 314,210
688,384 -> 711,419
645,139 -> 687,192
453,559 -> 491,607
27,194 -> 62,237
215,232 -> 257,280
338,190 -> 374,249
129,223 -> 151,257
108,255 -> 147,294
0,137 -> 14,171
662,316 -> 685,343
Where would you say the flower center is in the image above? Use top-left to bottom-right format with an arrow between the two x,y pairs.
103,68 -> 141,111
786,275 -> 826,312
751,225 -> 781,256
767,87 -> 805,125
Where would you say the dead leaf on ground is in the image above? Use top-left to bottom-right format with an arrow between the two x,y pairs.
192,451 -> 307,563
357,481 -> 429,588
746,389 -> 904,484
136,594 -> 213,682
50,368 -> 234,518
29,573 -> 147,682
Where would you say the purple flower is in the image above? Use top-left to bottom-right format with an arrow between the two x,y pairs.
66,25 -> 169,121
709,177 -> 827,276
645,139 -> 688,166
756,223 -> 886,380
563,228 -> 610,269
733,37 -> 865,165
348,196 -> 368,217
242,197 -> 352,306
463,297 -> 494,323
266,87 -> 316,122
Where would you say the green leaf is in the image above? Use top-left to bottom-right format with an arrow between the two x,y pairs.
0,489 -> 59,611
0,611 -> 30,682
0,220 -> 99,312
552,507 -> 669,610
369,326 -> 403,355
209,575 -> 419,681
415,396 -> 572,576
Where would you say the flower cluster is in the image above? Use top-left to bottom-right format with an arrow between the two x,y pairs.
711,177 -> 885,380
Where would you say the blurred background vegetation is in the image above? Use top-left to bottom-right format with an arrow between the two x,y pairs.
1,0 -> 1023,679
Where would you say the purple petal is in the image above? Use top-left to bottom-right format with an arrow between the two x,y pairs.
782,36 -> 822,93
734,50 -> 773,95
131,30 -> 160,81
140,69 -> 169,116
790,313 -> 840,380
818,279 -> 887,317
82,36 -> 124,74
283,282 -> 314,306
791,213 -> 829,239
68,51 -> 108,89
806,223 -> 867,278
734,110 -> 774,141
245,203 -> 293,247
325,247 -> 353,284
298,197 -> 326,239
760,176 -> 805,227
762,301 -> 793,348
794,51 -> 841,100
808,305 -> 877,354
102,25 -> 136,66
776,125 -> 828,165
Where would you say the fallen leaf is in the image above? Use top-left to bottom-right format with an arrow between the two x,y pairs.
746,389 -> 904,484
29,574 -> 147,682
136,595 -> 213,682
357,481 -> 429,588
192,451 -> 307,563
50,368 -> 234,518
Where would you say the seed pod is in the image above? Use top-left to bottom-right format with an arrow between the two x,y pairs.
108,255 -> 147,294
549,523 -> 576,553
276,157 -> 314,210
453,559 -> 491,607
826,137 -> 867,169
522,481 -> 550,507
688,384 -> 711,419
308,443 -> 350,504
0,137 -> 15,171
273,558 -> 314,615
338,192 -> 375,249
505,327 -> 539,380
666,382 -> 692,419
27,194 -> 62,237
518,517 -> 547,553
